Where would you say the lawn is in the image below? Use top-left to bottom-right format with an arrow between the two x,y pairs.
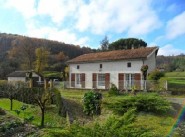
0,89 -> 181,136
165,72 -> 185,77
164,72 -> 185,94
0,99 -> 65,127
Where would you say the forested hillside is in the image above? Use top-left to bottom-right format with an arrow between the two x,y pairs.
0,33 -> 184,79
0,33 -> 93,78
157,54 -> 185,71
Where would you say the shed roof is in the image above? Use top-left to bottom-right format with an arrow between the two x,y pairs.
67,47 -> 158,64
7,71 -> 43,77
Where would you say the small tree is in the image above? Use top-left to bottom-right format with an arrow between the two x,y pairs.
83,91 -> 102,116
141,65 -> 148,80
24,87 -> 53,127
100,36 -> 109,51
34,47 -> 50,73
0,82 -> 18,110
141,65 -> 148,91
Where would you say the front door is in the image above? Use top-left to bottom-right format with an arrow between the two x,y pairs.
125,74 -> 134,89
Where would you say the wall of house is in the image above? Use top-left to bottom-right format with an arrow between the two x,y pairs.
8,77 -> 26,82
69,59 -> 144,89
144,52 -> 156,73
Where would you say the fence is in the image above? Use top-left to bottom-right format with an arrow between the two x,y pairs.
61,80 -> 168,91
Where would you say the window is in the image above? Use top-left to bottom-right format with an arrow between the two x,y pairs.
100,64 -> 102,69
77,65 -> 80,69
97,74 -> 105,87
125,74 -> 134,89
76,74 -> 81,85
127,62 -> 131,67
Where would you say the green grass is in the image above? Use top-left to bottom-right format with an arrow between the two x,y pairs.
164,72 -> 185,94
0,89 -> 181,136
42,71 -> 62,78
135,113 -> 175,136
165,72 -> 185,77
0,99 -> 65,127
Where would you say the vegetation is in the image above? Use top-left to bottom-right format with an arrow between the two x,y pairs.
100,35 -> 109,51
83,91 -> 102,115
148,69 -> 165,80
109,38 -> 147,50
108,83 -> 119,96
0,88 -> 181,136
157,54 -> 185,72
164,72 -> 185,95
35,47 -> 50,73
0,33 -> 93,78
107,93 -> 171,115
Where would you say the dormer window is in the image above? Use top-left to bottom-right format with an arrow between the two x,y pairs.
127,62 -> 131,68
77,65 -> 80,69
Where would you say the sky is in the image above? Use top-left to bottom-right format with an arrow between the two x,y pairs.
0,0 -> 185,56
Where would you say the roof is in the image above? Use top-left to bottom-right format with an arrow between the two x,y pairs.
7,71 -> 43,77
67,47 -> 158,64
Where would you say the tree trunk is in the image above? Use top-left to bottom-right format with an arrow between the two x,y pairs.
41,108 -> 45,127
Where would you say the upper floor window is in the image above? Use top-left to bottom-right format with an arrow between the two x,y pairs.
127,62 -> 131,68
100,64 -> 102,69
77,65 -> 80,69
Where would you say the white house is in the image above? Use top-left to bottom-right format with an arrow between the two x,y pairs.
67,47 -> 158,90
7,71 -> 43,87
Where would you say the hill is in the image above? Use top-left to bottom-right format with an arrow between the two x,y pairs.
0,33 -> 93,78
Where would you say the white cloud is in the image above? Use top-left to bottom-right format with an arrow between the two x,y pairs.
26,21 -> 89,46
158,44 -> 185,56
76,0 -> 161,35
4,0 -> 37,18
37,0 -> 83,24
166,11 -> 185,39
3,0 -> 161,36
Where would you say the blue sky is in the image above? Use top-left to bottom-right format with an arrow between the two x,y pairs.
0,0 -> 185,56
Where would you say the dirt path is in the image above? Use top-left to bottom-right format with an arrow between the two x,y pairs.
167,97 -> 185,105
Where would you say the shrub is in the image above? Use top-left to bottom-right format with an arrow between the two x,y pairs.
83,91 -> 102,116
108,93 -> 171,115
64,109 -> 157,137
108,83 -> 119,96
0,107 -> 6,115
148,70 -> 164,81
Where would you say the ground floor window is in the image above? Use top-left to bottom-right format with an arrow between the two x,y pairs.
97,73 -> 105,87
125,73 -> 134,89
76,74 -> 81,86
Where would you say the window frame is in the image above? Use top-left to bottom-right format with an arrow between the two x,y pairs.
75,73 -> 81,87
97,73 -> 105,88
127,62 -> 131,68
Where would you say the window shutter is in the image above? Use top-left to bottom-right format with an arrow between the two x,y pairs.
105,73 -> 110,89
134,73 -> 141,90
118,73 -> 124,90
81,73 -> 85,88
92,73 -> 97,88
71,73 -> 75,87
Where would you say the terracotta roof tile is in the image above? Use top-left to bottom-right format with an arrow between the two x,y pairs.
67,47 -> 158,63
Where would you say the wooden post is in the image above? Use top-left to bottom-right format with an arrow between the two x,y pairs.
29,79 -> 33,88
50,79 -> 53,88
44,79 -> 48,89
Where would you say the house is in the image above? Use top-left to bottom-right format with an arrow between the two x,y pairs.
67,47 -> 159,90
7,71 -> 43,87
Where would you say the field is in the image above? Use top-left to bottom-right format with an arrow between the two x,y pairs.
0,88 -> 181,136
165,72 -> 185,95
